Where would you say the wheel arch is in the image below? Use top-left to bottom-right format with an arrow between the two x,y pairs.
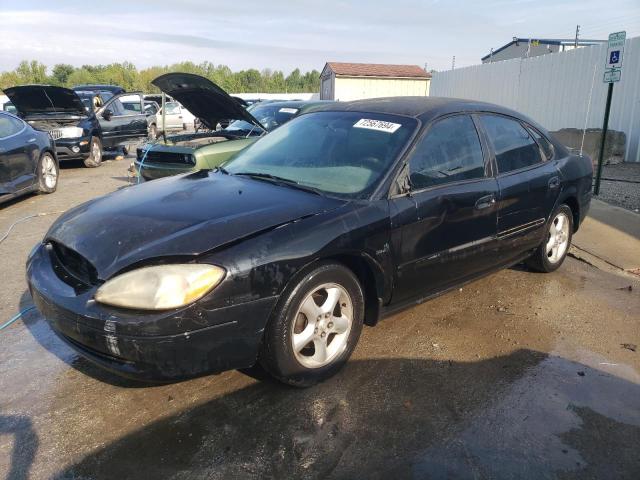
280,253 -> 384,328
558,190 -> 580,233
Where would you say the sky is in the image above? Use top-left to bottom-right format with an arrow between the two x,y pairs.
0,0 -> 639,74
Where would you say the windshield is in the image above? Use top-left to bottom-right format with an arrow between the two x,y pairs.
226,103 -> 299,133
224,111 -> 417,199
164,102 -> 181,115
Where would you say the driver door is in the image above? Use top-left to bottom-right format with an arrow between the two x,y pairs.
390,114 -> 500,303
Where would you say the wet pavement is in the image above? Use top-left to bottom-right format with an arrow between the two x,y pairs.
1,159 -> 639,479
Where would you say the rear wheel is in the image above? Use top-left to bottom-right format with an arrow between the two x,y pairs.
148,124 -> 157,140
259,262 -> 364,387
526,204 -> 573,273
83,137 -> 102,168
37,152 -> 58,193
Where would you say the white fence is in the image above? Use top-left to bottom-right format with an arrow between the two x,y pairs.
431,36 -> 640,162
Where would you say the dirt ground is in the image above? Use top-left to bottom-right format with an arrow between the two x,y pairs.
1,159 -> 639,479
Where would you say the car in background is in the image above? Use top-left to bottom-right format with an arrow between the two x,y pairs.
0,110 -> 58,204
135,74 -> 332,181
26,97 -> 592,385
72,84 -> 125,103
4,85 -> 149,167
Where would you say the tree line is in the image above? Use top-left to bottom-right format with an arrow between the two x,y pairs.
0,60 -> 321,93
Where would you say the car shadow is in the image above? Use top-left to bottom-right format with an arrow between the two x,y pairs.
0,414 -> 38,480
18,290 -> 155,388
45,350 -> 640,479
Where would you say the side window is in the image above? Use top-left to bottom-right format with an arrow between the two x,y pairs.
409,115 -> 486,189
481,115 -> 542,173
107,99 -> 124,116
0,114 -> 24,138
529,127 -> 554,161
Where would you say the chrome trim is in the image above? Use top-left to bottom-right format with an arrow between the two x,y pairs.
497,218 -> 545,238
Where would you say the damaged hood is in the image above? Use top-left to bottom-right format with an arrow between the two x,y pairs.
46,171 -> 345,280
152,73 -> 264,131
4,85 -> 86,116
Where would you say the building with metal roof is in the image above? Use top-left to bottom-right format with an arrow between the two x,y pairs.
482,38 -> 606,63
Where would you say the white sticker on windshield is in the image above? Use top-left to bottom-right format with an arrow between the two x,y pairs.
353,118 -> 401,133
279,107 -> 298,114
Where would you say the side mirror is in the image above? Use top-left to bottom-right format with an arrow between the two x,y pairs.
102,109 -> 113,121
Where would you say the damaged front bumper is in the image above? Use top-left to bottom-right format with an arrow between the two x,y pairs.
26,244 -> 276,381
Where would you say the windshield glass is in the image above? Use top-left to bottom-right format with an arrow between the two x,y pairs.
226,103 -> 299,133
224,111 -> 417,199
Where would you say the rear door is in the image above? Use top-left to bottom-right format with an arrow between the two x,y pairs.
477,114 -> 560,260
0,113 -> 36,193
390,114 -> 500,303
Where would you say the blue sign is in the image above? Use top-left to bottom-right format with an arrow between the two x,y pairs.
609,50 -> 620,64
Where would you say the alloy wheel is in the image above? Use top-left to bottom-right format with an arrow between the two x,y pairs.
546,212 -> 570,263
291,283 -> 353,368
42,155 -> 57,189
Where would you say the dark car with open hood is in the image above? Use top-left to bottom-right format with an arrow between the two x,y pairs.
3,85 -> 149,167
27,97 -> 592,386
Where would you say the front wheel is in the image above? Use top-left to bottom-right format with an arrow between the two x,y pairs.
37,152 -> 58,193
148,124 -> 157,140
83,137 -> 103,168
526,204 -> 573,273
259,262 -> 364,387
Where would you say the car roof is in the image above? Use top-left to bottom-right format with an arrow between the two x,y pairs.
252,100 -> 334,112
311,96 -> 532,123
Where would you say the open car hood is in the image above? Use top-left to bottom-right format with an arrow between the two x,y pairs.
152,73 -> 264,131
3,85 -> 86,116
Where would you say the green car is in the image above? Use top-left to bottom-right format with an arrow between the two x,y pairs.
135,73 -> 332,181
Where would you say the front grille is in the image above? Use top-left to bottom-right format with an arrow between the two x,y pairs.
49,129 -> 64,140
49,242 -> 99,287
136,148 -> 195,166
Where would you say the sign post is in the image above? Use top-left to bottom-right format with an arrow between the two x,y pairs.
595,31 -> 625,195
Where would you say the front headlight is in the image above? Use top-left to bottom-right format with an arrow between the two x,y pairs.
60,127 -> 84,139
95,264 -> 225,310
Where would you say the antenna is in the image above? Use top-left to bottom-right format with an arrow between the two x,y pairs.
574,24 -> 580,48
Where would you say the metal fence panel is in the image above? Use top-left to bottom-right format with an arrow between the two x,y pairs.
431,37 -> 640,162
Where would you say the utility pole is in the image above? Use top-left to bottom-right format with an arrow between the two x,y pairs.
452,56 -> 456,70
424,62 -> 428,72
574,25 -> 580,48
489,48 -> 493,63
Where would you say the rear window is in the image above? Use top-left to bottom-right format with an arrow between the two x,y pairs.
0,114 -> 24,138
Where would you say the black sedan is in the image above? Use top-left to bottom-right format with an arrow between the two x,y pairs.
26,97 -> 592,386
1,110 -> 59,204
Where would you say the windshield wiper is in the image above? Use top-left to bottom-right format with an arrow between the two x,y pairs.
215,166 -> 230,175
233,172 -> 324,196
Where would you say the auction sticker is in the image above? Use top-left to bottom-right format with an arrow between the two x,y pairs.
279,107 -> 298,114
353,118 -> 401,133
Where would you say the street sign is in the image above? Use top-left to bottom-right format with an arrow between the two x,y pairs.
605,31 -> 625,69
603,69 -> 621,83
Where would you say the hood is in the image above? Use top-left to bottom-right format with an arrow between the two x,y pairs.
152,73 -> 264,131
4,85 -> 86,116
46,171 -> 345,280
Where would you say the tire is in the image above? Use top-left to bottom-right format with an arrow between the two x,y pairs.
83,136 -> 103,168
526,204 -> 573,273
259,262 -> 365,387
37,152 -> 58,193
148,124 -> 157,140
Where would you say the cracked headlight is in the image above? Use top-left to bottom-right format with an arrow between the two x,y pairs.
95,264 -> 225,310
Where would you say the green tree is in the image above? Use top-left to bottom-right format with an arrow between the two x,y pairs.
51,64 -> 75,86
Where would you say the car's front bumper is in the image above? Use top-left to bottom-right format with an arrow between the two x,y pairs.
54,136 -> 92,161
26,244 -> 276,381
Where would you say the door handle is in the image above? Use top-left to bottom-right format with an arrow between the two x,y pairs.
475,194 -> 496,210
548,176 -> 560,189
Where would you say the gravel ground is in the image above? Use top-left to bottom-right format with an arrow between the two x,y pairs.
597,163 -> 640,213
